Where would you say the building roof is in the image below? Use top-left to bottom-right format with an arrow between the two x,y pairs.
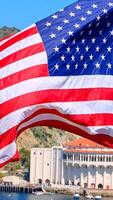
63,138 -> 104,149
64,149 -> 113,154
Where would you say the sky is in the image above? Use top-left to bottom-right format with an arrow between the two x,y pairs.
1,0 -> 77,30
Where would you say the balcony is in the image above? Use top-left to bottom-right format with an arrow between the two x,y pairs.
63,159 -> 113,167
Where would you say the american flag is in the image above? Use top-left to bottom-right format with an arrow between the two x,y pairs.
1,0 -> 113,167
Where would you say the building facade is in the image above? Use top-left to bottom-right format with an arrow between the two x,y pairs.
30,138 -> 113,189
30,147 -> 63,185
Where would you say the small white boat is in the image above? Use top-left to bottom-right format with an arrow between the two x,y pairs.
95,195 -> 102,200
73,193 -> 80,200
32,191 -> 44,195
85,194 -> 94,199
32,191 -> 52,196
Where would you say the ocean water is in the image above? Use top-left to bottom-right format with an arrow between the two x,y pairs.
0,193 -> 112,200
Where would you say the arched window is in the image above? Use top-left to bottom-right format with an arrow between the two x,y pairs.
98,183 -> 103,189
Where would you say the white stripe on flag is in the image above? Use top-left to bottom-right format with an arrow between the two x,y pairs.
17,113 -> 113,138
17,112 -> 91,133
0,105 -> 37,133
1,33 -> 43,59
1,75 -> 113,103
0,24 -> 35,45
0,52 -> 47,79
0,141 -> 16,164
1,100 -> 113,133
87,125 -> 113,136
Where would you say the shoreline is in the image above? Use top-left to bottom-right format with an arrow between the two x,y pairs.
1,184 -> 113,197
45,186 -> 113,197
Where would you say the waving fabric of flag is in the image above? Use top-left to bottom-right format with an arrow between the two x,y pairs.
1,0 -> 113,166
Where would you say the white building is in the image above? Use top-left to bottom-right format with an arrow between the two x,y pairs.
30,147 -> 63,185
30,138 -> 113,189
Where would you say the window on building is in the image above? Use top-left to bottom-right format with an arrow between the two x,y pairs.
100,156 -> 102,162
74,154 -> 79,161
86,155 -> 88,161
106,156 -> 109,162
81,154 -> 83,161
68,154 -> 73,160
98,155 -> 99,162
89,155 -> 91,161
77,154 -> 80,161
63,154 -> 67,160
109,156 -> 111,162
98,183 -> 103,189
103,156 -> 105,162
83,154 -> 85,161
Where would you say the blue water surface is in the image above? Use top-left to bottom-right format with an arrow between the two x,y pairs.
0,192 -> 112,200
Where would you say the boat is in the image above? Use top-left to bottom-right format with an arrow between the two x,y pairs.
85,194 -> 94,199
73,193 -> 80,200
32,190 -> 45,195
33,191 -> 52,195
94,195 -> 102,200
32,191 -> 44,195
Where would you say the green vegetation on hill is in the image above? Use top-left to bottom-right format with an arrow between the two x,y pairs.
0,26 -> 19,38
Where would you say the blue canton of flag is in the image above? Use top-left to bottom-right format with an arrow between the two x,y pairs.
37,0 -> 113,76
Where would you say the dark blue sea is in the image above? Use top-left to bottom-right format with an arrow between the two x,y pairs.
0,193 -> 112,200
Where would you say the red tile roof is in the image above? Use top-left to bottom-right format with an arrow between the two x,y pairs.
64,149 -> 113,154
63,138 -> 104,148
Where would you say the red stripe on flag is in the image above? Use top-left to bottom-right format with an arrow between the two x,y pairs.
18,120 -> 113,148
0,127 -> 17,149
16,108 -> 113,148
1,108 -> 113,150
0,26 -> 37,51
1,43 -> 45,68
1,88 -> 113,118
1,64 -> 48,89
0,150 -> 19,168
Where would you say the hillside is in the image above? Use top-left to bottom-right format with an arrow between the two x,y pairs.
0,26 -> 78,172
17,127 -> 78,150
0,26 -> 19,38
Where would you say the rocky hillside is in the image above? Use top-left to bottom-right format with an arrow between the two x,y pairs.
0,27 -> 78,171
0,26 -> 19,38
17,127 -> 77,150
